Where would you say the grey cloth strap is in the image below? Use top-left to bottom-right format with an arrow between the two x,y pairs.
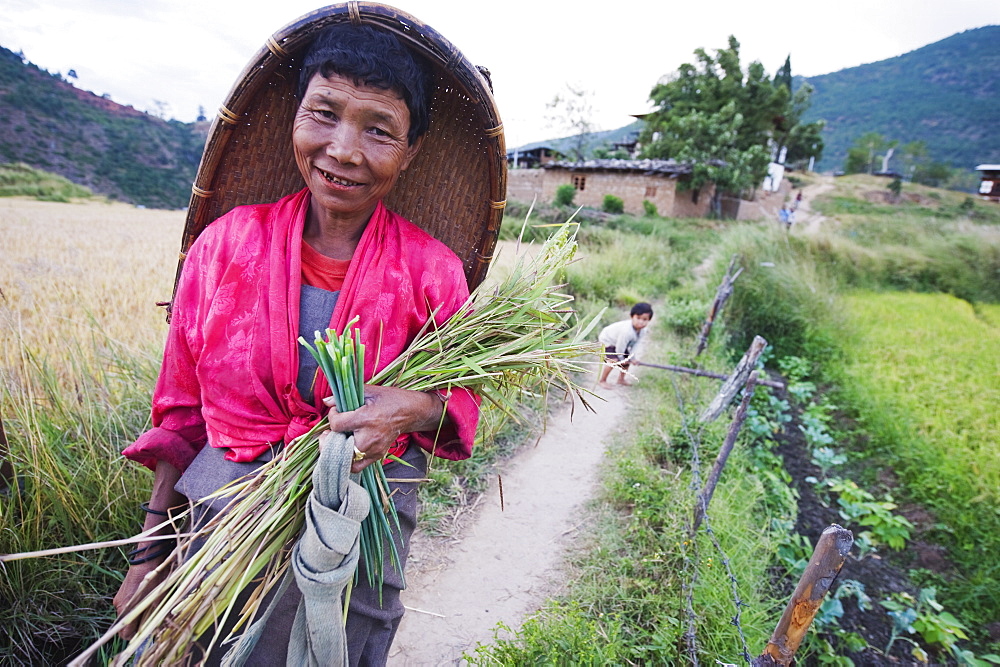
287,431 -> 371,667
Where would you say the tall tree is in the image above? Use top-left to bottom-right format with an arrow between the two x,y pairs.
640,36 -> 821,200
773,55 -> 792,91
844,132 -> 896,174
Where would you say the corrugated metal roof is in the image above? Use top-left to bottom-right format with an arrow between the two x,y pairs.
543,158 -> 696,175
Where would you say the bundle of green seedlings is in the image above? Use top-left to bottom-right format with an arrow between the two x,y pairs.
300,320 -> 405,595
64,221 -> 600,666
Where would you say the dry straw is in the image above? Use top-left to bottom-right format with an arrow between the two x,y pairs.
56,221 -> 600,665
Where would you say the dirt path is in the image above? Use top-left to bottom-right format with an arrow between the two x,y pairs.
389,384 -> 630,665
795,175 -> 836,234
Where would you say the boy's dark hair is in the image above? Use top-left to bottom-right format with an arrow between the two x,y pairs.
298,24 -> 434,145
630,302 -> 654,318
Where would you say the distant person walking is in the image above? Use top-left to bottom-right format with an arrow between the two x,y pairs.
598,303 -> 653,388
778,205 -> 791,229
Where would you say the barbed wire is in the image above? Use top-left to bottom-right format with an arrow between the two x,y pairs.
669,371 -> 754,665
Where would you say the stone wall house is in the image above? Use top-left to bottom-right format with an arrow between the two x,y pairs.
507,159 -> 716,218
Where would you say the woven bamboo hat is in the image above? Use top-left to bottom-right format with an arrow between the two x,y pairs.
175,2 -> 506,297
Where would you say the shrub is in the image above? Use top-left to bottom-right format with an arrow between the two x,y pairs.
642,199 -> 657,217
887,177 -> 902,198
554,184 -> 576,207
602,194 -> 624,214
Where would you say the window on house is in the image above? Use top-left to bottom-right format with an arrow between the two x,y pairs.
573,176 -> 586,191
644,186 -> 657,198
691,188 -> 700,204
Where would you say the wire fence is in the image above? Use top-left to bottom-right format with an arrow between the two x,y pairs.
670,372 -> 753,665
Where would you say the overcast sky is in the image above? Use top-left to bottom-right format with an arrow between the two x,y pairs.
2,0 -> 998,147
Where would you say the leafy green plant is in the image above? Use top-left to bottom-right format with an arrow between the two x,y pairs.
825,478 -> 913,550
642,199 -> 657,217
880,588 -> 997,664
554,183 -> 576,207
887,177 -> 902,198
602,194 -> 624,214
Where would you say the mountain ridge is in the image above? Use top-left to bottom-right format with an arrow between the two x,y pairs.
515,26 -> 1000,174
1,26 -> 997,207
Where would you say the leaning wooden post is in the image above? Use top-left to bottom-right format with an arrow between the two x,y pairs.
695,254 -> 743,357
692,373 -> 757,532
691,336 -> 767,532
699,335 -> 767,424
634,360 -> 785,390
752,525 -> 854,666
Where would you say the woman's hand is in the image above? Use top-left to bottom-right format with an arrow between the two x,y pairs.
113,557 -> 168,639
324,385 -> 447,473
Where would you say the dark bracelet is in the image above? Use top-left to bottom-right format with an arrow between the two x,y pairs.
140,502 -> 170,516
126,541 -> 175,565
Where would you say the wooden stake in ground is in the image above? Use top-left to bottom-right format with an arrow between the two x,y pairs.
695,254 -> 743,357
752,524 -> 854,666
699,335 -> 767,424
692,373 -> 757,532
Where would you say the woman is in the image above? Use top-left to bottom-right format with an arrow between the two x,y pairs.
114,23 -> 480,665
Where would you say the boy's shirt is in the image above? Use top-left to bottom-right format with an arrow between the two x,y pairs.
598,319 -> 644,359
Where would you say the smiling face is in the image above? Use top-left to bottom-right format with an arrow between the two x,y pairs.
293,72 -> 422,232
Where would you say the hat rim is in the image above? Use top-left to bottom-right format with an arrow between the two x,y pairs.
175,2 -> 506,298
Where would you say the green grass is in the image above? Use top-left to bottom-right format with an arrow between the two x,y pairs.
468,333 -> 784,664
835,292 -> 1000,630
0,162 -> 93,201
0,331 -> 157,664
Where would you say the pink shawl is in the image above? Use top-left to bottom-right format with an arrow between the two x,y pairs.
123,188 -> 478,472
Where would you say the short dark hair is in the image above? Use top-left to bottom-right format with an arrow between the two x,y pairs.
630,302 -> 654,318
298,24 -> 434,145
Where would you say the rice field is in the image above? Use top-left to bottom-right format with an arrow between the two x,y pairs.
1,197 -> 182,371
839,291 -> 1000,624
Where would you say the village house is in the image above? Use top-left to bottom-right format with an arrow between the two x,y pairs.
976,164 -> 1000,202
505,146 -> 563,169
506,158 -> 716,218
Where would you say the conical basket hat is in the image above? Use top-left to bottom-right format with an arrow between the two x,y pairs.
175,2 -> 506,298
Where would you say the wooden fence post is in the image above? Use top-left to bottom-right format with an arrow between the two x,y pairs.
751,524 -> 854,666
695,255 -> 743,357
699,335 -> 767,424
692,373 -> 757,532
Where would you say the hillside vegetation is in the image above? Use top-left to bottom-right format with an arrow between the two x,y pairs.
518,26 -> 999,179
801,25 -> 1000,172
0,46 -> 204,208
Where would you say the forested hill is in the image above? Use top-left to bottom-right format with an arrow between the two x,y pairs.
801,25 -> 1000,171
0,45 -> 205,208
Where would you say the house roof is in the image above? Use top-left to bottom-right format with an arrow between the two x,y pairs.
975,164 -> 1000,171
543,158 -> 698,175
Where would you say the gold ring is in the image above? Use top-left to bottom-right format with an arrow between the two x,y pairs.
353,447 -> 365,462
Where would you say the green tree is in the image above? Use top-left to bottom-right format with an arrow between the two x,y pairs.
773,55 -> 792,91
845,132 -> 895,174
897,141 -> 928,180
639,36 -> 820,205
